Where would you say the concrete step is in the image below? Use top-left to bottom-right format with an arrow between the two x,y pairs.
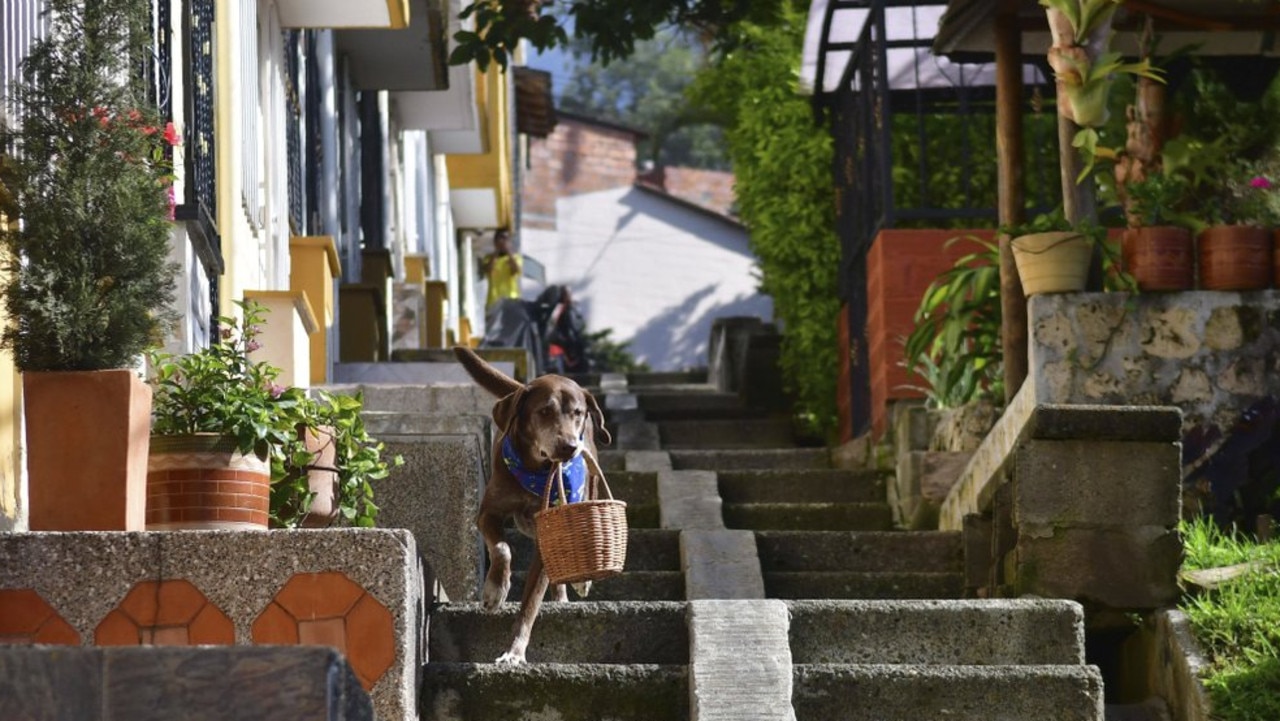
602,471 -> 659,528
792,664 -> 1103,721
633,391 -> 763,421
717,469 -> 889,504
421,662 -> 688,721
763,571 -> 965,600
504,528 -> 679,573
598,450 -> 628,471
670,448 -> 831,471
786,599 -> 1085,665
508,570 -> 684,602
658,418 -> 799,449
505,528 -> 684,601
627,370 -> 709,386
428,601 -> 687,664
755,531 -> 963,573
723,502 -> 894,531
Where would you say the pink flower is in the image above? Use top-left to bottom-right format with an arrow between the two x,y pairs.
246,339 -> 262,353
1250,176 -> 1273,189
166,186 -> 176,221
268,383 -> 286,399
163,122 -> 182,147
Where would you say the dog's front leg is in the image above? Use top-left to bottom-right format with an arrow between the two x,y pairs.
477,510 -> 511,611
496,549 -> 550,664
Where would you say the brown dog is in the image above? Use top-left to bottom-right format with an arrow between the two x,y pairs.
452,345 -> 611,664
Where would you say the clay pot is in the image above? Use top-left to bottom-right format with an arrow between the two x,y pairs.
1122,226 -> 1194,291
1011,231 -> 1092,296
300,426 -> 339,528
1199,225 -> 1272,291
146,434 -> 270,530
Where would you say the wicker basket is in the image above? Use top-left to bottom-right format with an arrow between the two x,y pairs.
534,454 -> 628,585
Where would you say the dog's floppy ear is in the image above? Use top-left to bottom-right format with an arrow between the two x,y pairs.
493,387 -> 526,438
585,391 -> 612,445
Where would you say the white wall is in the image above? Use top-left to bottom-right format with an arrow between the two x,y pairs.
520,186 -> 773,371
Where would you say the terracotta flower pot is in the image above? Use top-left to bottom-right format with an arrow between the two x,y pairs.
300,425 -> 340,528
1011,231 -> 1092,296
1199,225 -> 1272,291
1122,226 -> 1194,291
146,433 -> 270,530
24,369 -> 152,531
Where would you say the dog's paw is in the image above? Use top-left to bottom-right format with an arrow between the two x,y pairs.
494,650 -> 526,665
572,581 -> 591,598
481,578 -> 510,612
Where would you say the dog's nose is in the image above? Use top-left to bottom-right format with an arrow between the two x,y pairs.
554,437 -> 580,459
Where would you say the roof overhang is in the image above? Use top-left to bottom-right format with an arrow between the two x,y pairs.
934,0 -> 1280,59
276,0 -> 409,29
389,0 -> 484,150
334,0 -> 448,91
449,188 -> 500,229
514,67 -> 556,138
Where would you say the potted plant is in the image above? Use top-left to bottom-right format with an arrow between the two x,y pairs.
1041,0 -> 1163,182
146,300 -> 307,530
271,389 -> 402,529
1121,170 -> 1195,291
1003,209 -> 1104,296
0,0 -> 179,531
1199,162 -> 1278,291
902,235 -> 1004,411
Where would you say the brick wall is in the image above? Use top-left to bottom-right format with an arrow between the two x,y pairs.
866,229 -> 997,439
522,117 -> 642,230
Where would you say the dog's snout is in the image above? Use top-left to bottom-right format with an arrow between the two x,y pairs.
554,437 -> 580,459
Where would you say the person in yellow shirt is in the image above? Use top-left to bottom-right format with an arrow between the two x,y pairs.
481,228 -> 523,310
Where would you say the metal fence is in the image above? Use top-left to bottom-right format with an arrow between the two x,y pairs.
810,0 -> 1058,437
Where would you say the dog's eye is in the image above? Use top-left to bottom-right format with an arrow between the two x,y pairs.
572,408 -> 585,417
540,406 -> 556,416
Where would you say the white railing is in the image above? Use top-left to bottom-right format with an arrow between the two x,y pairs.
1,0 -> 48,121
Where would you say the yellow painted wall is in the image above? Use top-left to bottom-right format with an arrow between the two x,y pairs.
444,65 -> 514,229
215,0 -> 273,321
0,217 -> 21,531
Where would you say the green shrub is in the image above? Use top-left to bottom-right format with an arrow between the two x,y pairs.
691,13 -> 840,438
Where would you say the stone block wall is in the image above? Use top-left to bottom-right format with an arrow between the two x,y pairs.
0,646 -> 373,721
0,530 -> 422,721
1028,291 -> 1280,523
1008,407 -> 1184,611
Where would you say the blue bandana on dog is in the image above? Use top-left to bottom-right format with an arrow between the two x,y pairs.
501,435 -> 585,505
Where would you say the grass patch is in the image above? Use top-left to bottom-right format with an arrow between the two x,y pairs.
1179,516 -> 1280,721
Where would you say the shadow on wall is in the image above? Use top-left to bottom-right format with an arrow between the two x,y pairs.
628,284 -> 773,371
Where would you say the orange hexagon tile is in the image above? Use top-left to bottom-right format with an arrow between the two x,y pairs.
95,579 -> 233,647
252,571 -> 394,690
0,589 -> 79,645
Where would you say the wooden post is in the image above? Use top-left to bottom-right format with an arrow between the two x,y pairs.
995,4 -> 1028,404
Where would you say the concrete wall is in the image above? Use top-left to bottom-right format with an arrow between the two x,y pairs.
0,530 -> 422,721
1028,290 -> 1280,522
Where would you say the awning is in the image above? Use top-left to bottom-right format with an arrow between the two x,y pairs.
276,0 -> 409,29
333,0 -> 448,91
514,67 -> 557,138
800,0 -> 1045,97
934,0 -> 1280,59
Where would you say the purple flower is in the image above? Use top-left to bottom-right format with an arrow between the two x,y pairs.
1250,176 -> 1273,189
246,339 -> 261,353
268,383 -> 286,399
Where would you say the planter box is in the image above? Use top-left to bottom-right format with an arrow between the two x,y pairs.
24,370 -> 151,531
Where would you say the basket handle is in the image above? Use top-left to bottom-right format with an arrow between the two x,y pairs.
540,462 -> 570,512
581,449 -> 613,501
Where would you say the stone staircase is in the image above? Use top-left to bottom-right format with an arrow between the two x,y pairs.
419,369 -> 1106,720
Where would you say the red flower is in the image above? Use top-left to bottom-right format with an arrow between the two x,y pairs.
163,122 -> 181,147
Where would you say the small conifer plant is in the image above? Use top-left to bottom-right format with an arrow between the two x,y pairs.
0,0 -> 178,371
